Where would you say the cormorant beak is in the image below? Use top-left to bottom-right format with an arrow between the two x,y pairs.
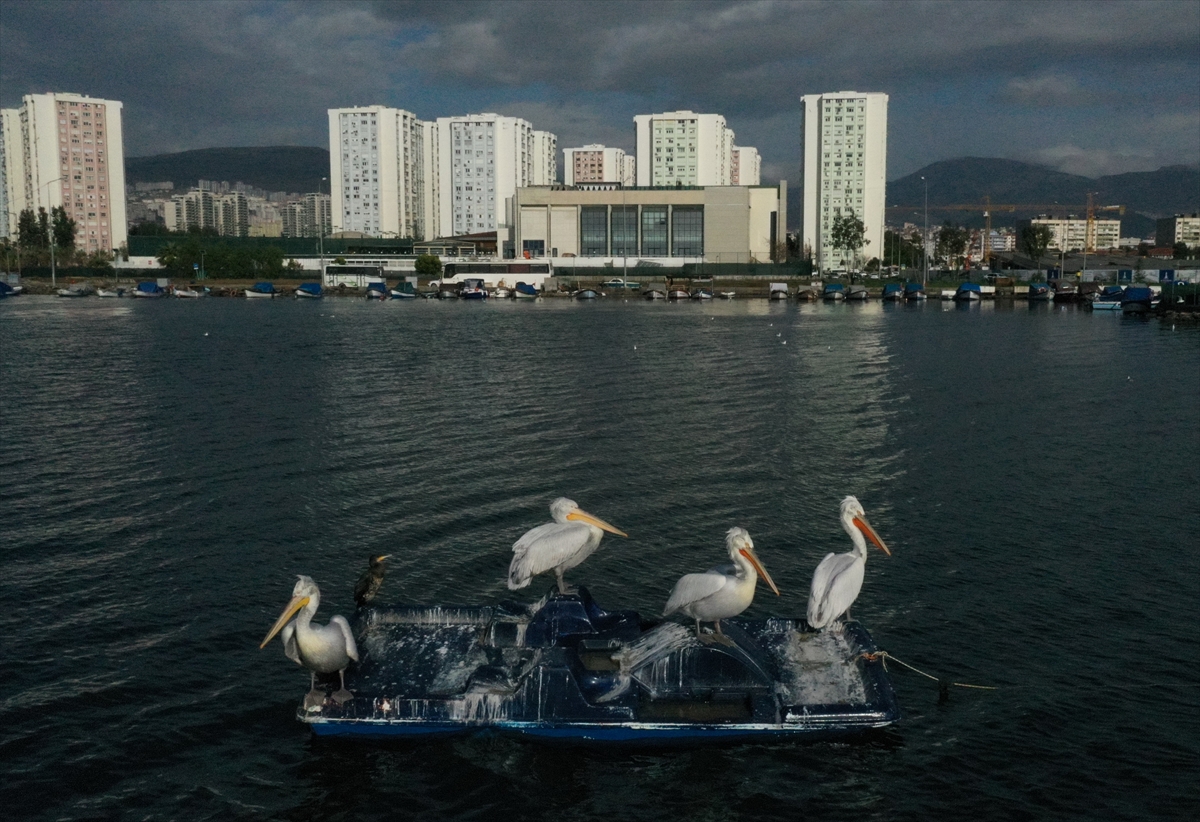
259,595 -> 310,648
740,547 -> 781,596
376,554 -> 392,563
567,509 -> 628,537
853,516 -> 891,555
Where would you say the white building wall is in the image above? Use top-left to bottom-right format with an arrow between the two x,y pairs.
420,120 -> 440,240
732,146 -> 761,185
531,130 -> 558,185
800,91 -> 887,271
1,108 -> 25,239
634,111 -> 733,187
622,155 -> 636,186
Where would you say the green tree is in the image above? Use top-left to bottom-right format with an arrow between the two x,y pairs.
18,209 -> 47,250
1020,224 -> 1054,276
1172,241 -> 1190,259
51,207 -> 77,250
830,210 -> 868,279
415,253 -> 442,279
936,221 -> 969,269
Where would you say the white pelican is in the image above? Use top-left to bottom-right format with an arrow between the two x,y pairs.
260,575 -> 359,708
663,527 -> 781,642
507,497 -> 628,593
806,496 -> 891,630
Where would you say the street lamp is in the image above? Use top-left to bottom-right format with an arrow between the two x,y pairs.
921,176 -> 929,287
37,176 -> 65,286
319,177 -> 327,284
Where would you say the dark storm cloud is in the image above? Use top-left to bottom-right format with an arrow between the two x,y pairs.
2,0 -> 1197,178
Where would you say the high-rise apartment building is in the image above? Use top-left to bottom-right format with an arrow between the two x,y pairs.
437,113 -> 555,236
1156,214 -> 1200,249
328,106 -> 427,239
563,145 -> 636,186
531,130 -> 558,186
799,91 -> 888,271
732,146 -> 761,185
213,192 -> 249,237
420,121 -> 440,241
1016,217 -> 1121,252
302,192 -> 332,238
0,92 -> 127,251
634,111 -> 736,187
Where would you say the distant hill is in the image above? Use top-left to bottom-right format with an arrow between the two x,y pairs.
786,157 -> 1199,238
125,146 -> 329,194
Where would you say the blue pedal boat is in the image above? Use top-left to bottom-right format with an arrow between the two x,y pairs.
903,282 -> 926,301
297,588 -> 900,742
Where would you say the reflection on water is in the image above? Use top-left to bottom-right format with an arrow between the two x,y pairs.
1,296 -> 1197,821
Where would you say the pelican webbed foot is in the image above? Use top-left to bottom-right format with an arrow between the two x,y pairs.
330,670 -> 354,705
304,688 -> 326,711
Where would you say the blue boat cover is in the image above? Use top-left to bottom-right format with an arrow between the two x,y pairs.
1100,286 -> 1124,299
824,283 -> 845,294
1123,286 -> 1153,303
136,281 -> 161,294
883,283 -> 902,295
252,282 -> 275,293
1030,283 -> 1048,292
392,281 -> 415,294
0,282 -> 13,296
957,282 -> 982,293
516,282 -> 538,295
297,282 -> 322,295
366,282 -> 387,292
904,282 -> 924,293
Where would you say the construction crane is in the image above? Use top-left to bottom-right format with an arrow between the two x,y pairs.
887,196 -> 1126,263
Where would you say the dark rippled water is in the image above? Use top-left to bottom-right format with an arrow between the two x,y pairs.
2,295 -> 1197,821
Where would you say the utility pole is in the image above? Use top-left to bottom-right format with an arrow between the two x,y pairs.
921,176 -> 929,287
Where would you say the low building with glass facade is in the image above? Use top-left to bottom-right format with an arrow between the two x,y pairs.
508,183 -> 787,266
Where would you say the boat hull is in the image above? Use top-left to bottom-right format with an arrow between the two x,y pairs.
1088,300 -> 1122,311
293,590 -> 899,743
245,290 -> 275,298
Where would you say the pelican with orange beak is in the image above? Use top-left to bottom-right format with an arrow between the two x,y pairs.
663,527 -> 781,643
260,575 -> 359,709
508,497 -> 628,593
806,496 -> 892,630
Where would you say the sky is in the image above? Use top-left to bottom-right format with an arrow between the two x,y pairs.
2,0 -> 1198,182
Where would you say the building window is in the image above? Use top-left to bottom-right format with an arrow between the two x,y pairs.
612,206 -> 637,256
580,206 -> 608,256
641,207 -> 668,256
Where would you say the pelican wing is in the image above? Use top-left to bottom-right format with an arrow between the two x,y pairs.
281,622 -> 301,665
664,571 -> 730,616
508,522 -> 592,589
806,551 -> 865,628
330,615 -> 359,662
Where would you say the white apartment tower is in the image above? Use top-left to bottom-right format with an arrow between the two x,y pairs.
563,144 -> 636,186
531,130 -> 558,185
635,111 -> 734,187
732,146 -> 761,185
437,113 -> 555,236
328,106 -> 428,240
800,91 -> 888,271
0,92 -> 127,251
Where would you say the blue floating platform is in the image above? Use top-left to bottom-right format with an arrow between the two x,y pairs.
299,588 -> 900,742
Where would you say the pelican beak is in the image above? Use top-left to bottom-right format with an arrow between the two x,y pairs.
566,509 -> 628,537
740,548 -> 781,596
853,516 -> 891,556
259,595 -> 310,649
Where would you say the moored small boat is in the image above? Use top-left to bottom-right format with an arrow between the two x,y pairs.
1121,286 -> 1153,314
719,291 -> 736,299
690,288 -> 713,300
459,279 -> 488,300
1028,282 -> 1052,302
96,287 -> 124,298
903,282 -> 926,301
0,282 -> 20,298
246,282 -> 277,299
134,281 -> 167,298
954,282 -> 982,302
294,282 -> 323,299
846,284 -> 869,301
667,289 -> 690,300
643,288 -> 666,300
514,282 -> 539,300
1088,285 -> 1124,311
174,286 -> 205,298
1050,280 -> 1077,303
769,282 -> 788,301
57,284 -> 92,297
390,281 -> 417,299
365,282 -> 389,300
882,283 -> 903,301
491,286 -> 511,299
823,283 -> 846,301
575,289 -> 599,300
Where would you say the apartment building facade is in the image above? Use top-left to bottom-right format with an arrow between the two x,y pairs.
634,111 -> 735,187
328,106 -> 427,240
799,91 -> 888,271
563,144 -> 637,186
0,92 -> 127,251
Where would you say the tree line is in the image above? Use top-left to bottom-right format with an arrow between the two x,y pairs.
155,236 -> 296,279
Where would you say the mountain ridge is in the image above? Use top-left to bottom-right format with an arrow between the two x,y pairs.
125,146 -> 329,195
